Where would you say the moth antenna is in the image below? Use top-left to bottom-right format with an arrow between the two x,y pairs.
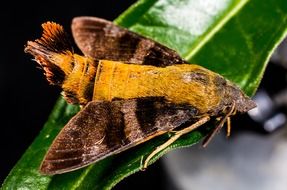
25,22 -> 74,86
202,102 -> 236,147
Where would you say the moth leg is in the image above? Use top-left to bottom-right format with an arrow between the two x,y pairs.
226,117 -> 231,137
202,102 -> 236,147
142,116 -> 210,169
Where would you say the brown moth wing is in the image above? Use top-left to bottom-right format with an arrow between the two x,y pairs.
40,97 -> 198,174
72,16 -> 185,66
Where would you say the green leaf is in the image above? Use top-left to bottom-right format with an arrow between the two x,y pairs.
3,0 -> 287,189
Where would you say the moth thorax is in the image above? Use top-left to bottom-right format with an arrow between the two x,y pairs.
61,54 -> 97,105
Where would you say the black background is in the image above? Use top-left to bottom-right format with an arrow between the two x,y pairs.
0,1 -> 169,189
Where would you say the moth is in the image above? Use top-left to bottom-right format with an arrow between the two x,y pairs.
25,16 -> 256,175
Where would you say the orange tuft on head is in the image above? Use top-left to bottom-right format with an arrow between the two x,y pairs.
25,21 -> 74,85
31,21 -> 73,54
25,21 -> 97,105
41,22 -> 64,40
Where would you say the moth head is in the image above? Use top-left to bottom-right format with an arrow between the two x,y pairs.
228,83 -> 256,113
24,22 -> 75,86
216,76 -> 256,114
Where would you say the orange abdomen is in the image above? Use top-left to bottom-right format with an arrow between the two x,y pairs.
93,60 -> 222,114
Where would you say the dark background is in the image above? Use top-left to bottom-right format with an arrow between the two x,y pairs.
0,1 -> 170,189
1,0 -> 286,189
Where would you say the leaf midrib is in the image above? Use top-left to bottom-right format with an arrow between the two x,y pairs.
184,0 -> 249,60
117,0 -> 250,61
